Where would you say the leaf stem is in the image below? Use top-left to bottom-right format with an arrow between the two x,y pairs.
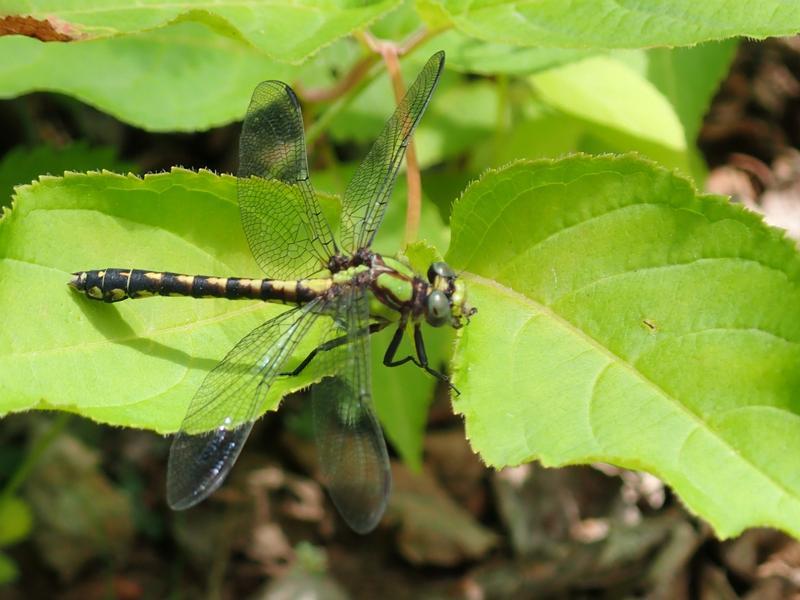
304,26 -> 447,237
360,31 -> 428,245
304,62 -> 383,149
299,25 -> 445,106
298,53 -> 380,104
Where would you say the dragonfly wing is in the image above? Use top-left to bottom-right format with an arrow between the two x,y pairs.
167,299 -> 323,509
239,81 -> 336,279
339,51 -> 445,253
312,286 -> 390,533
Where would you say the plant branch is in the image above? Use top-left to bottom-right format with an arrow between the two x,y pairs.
360,32 -> 424,245
304,61 -> 384,149
298,53 -> 380,103
297,26 -> 443,106
304,26 -> 448,236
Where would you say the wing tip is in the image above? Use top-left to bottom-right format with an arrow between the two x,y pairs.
427,50 -> 446,75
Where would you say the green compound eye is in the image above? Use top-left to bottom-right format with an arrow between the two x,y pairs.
427,261 -> 456,283
426,290 -> 451,327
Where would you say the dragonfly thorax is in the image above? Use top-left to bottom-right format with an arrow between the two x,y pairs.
360,254 -> 474,330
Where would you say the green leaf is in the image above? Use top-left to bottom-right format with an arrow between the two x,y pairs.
0,553 -> 18,584
0,167 -> 447,471
475,107 -> 585,169
430,0 -> 800,49
0,143 -> 134,209
332,70 -> 499,169
447,155 -> 800,539
0,169 -> 327,432
401,240 -> 443,274
0,496 -> 33,547
378,2 -> 593,74
420,30 -> 595,75
293,39 -> 363,91
0,21 -> 293,131
469,43 -> 735,179
5,0 -> 399,63
531,56 -> 689,171
372,325 -> 452,471
639,41 -> 739,145
415,79 -> 498,169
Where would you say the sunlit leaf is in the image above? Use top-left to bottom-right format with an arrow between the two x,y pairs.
420,29 -> 594,75
531,56 -> 687,157
3,0 -> 399,63
639,41 -> 739,144
429,0 -> 800,49
0,170 -> 312,431
448,155 -> 800,539
0,167 -> 446,471
0,22 -> 292,131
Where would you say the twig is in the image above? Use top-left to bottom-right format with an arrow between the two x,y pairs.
304,26 -> 449,239
304,61 -> 384,148
298,53 -> 379,103
361,32 -> 423,245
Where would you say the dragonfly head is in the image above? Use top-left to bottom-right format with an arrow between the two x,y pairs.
425,262 -> 477,329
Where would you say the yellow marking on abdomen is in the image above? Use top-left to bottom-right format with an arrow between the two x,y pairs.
301,279 -> 332,293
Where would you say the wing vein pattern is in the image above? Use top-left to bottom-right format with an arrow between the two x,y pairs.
239,81 -> 336,279
312,284 -> 390,533
167,299 -> 324,509
340,51 -> 445,253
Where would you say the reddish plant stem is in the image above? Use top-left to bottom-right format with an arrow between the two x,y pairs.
298,54 -> 379,103
362,33 -> 423,245
301,27 -> 446,240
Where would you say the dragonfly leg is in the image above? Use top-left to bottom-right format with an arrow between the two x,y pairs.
413,324 -> 459,395
383,322 -> 459,395
282,322 -> 387,377
383,317 -> 418,368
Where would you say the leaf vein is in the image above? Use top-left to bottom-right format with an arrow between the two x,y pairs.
467,272 -> 798,501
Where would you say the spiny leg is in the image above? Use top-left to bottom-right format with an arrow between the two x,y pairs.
281,322 -> 387,377
382,316 -> 415,368
383,321 -> 459,395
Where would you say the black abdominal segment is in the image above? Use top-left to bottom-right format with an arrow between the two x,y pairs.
69,268 -> 324,305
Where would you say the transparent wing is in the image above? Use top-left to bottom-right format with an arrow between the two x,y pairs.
339,51 -> 445,253
167,299 -> 324,510
312,286 -> 390,533
239,81 -> 336,279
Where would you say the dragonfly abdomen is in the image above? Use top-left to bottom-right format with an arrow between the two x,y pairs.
69,268 -> 330,305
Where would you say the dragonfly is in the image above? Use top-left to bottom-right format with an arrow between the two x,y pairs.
68,51 -> 475,533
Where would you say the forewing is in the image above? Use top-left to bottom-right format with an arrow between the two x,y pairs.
167,299 -> 323,510
339,51 -> 445,252
312,287 -> 390,533
239,81 -> 336,278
